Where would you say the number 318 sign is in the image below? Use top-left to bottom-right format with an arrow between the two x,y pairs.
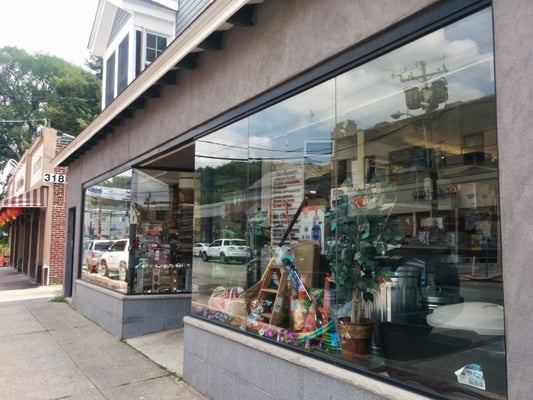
43,173 -> 66,184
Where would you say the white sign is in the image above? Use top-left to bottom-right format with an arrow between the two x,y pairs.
86,185 -> 131,201
43,173 -> 66,184
270,164 -> 305,244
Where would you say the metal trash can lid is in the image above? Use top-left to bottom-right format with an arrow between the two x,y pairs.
421,286 -> 462,305
383,265 -> 422,277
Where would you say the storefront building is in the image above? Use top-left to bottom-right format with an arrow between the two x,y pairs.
54,1 -> 532,399
1,127 -> 70,284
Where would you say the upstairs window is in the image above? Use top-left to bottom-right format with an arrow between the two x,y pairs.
145,33 -> 167,66
104,52 -> 116,107
117,35 -> 129,95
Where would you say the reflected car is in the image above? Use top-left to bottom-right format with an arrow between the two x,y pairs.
205,239 -> 250,264
99,239 -> 129,280
192,242 -> 209,258
83,239 -> 114,273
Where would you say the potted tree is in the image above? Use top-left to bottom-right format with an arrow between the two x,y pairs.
325,181 -> 399,358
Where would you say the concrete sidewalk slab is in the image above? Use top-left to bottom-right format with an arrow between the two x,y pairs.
0,266 -> 207,400
0,266 -> 62,303
126,327 -> 185,375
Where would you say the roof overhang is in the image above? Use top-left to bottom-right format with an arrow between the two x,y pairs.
56,0 -> 259,167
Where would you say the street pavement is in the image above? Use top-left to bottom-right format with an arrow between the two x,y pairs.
0,266 -> 207,400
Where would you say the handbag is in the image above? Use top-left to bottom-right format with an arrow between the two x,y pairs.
224,287 -> 248,316
208,286 -> 228,311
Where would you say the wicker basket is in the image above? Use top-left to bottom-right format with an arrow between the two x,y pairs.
337,317 -> 374,359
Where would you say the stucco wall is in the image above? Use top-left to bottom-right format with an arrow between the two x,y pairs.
492,0 -> 533,398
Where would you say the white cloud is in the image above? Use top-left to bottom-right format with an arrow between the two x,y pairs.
0,0 -> 99,67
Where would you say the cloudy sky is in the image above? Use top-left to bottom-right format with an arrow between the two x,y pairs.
196,7 -> 495,167
0,0 -> 99,67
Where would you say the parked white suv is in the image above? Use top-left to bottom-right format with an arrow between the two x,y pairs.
205,239 -> 250,264
99,239 -> 129,280
192,242 -> 209,258
83,239 -> 114,273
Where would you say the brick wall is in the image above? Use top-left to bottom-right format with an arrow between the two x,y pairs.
48,137 -> 70,284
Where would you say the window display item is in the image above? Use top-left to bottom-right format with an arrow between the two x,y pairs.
224,287 -> 247,317
455,363 -> 486,391
427,302 -> 504,336
208,286 -> 228,312
207,286 -> 248,316
337,317 -> 374,358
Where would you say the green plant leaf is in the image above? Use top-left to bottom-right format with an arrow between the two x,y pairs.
360,240 -> 372,248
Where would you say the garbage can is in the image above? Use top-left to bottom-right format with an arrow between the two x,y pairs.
246,257 -> 260,289
420,286 -> 463,316
373,265 -> 422,324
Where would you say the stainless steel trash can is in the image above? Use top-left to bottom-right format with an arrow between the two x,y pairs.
373,265 -> 422,324
420,286 -> 463,314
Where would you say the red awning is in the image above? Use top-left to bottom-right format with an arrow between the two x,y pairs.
0,187 -> 48,210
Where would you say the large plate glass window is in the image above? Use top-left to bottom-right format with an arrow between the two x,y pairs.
82,168 -> 194,295
82,170 -> 132,292
191,7 -> 505,399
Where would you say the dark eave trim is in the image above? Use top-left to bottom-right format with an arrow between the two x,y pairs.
198,31 -> 224,51
227,4 -> 258,26
176,52 -> 200,69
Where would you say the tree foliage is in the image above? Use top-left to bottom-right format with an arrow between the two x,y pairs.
0,46 -> 101,179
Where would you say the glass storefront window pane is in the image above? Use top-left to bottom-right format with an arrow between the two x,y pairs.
129,168 -> 193,294
82,168 -> 194,294
191,7 -> 505,399
193,120 -> 251,306
248,79 -> 335,249
82,170 -> 132,292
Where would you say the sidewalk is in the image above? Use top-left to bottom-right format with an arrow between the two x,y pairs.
0,266 -> 207,400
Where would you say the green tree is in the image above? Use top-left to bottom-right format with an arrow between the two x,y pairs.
43,69 -> 101,134
0,46 -> 101,183
85,55 -> 103,80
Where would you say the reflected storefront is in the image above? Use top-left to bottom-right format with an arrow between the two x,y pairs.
189,8 -> 506,399
82,168 -> 194,294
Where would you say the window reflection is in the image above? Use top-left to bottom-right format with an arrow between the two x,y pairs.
82,168 -> 194,295
82,171 -> 132,292
191,7 -> 505,399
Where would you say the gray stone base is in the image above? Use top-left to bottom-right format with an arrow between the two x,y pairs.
183,316 -> 426,400
72,279 -> 191,339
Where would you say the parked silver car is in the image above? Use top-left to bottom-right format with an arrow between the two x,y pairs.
204,239 -> 250,264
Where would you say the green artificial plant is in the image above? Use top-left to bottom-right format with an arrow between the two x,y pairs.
325,181 -> 400,323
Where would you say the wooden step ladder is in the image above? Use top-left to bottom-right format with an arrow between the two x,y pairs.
256,264 -> 289,325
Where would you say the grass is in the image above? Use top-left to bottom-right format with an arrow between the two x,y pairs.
49,296 -> 66,303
